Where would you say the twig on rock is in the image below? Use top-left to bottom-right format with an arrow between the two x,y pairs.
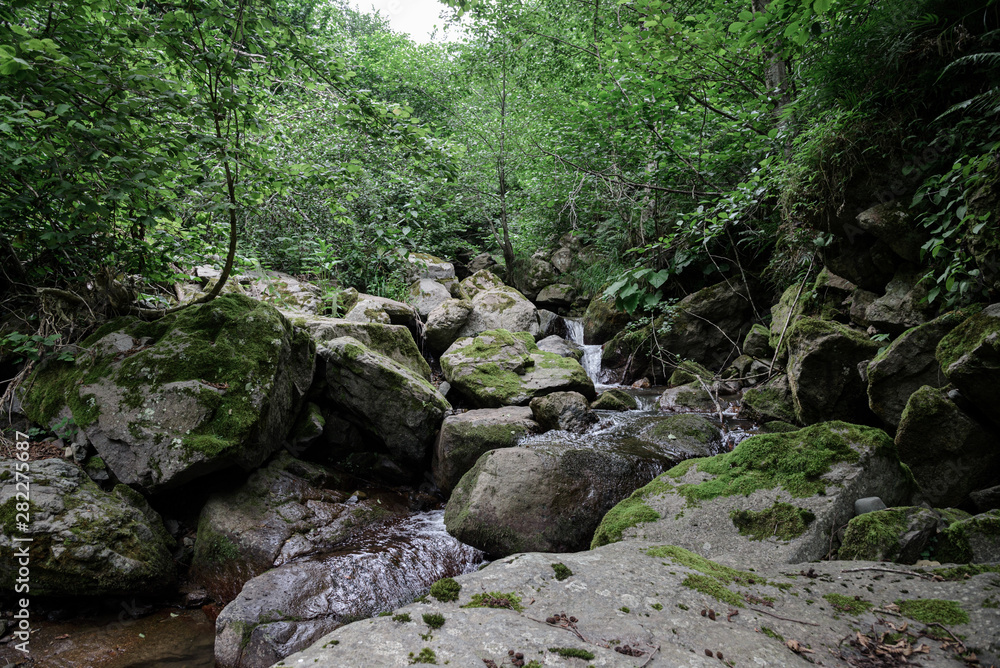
840,566 -> 936,581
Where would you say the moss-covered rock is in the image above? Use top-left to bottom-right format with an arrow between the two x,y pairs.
535,335 -> 583,361
460,270 -> 506,300
320,336 -> 450,467
785,317 -> 880,425
743,323 -> 772,359
592,422 -> 917,567
894,385 -> 998,507
936,509 -> 1000,564
581,295 -> 632,345
590,388 -> 638,411
513,256 -> 558,301
432,407 -> 538,493
668,360 -> 713,386
529,391 -> 596,434
0,458 -> 175,596
658,382 -> 717,412
866,311 -> 965,429
441,330 -> 594,408
740,373 -> 798,425
405,252 -> 456,283
21,294 -> 315,492
408,278 -> 452,318
936,303 -> 1000,427
864,269 -> 933,335
837,507 -> 941,564
456,287 -> 541,340
291,315 -> 430,379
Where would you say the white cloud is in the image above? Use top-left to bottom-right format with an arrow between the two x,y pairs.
350,0 -> 452,44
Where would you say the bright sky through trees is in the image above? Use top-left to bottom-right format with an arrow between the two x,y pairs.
350,0 -> 449,43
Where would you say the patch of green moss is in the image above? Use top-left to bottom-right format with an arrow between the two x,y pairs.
823,593 -> 873,615
935,511 -> 1000,564
897,598 -> 969,625
392,613 -> 412,622
731,503 -> 816,541
590,495 -> 661,548
741,386 -> 798,424
647,414 -> 718,444
928,564 -> 1000,580
646,545 -> 784,608
669,422 -> 888,505
548,647 -> 595,660
409,647 -> 437,664
0,498 -> 37,534
422,613 -> 445,629
462,591 -> 524,612
682,574 -> 745,607
838,509 -> 908,560
761,626 -> 785,642
591,389 -> 638,411
936,307 -> 997,371
429,577 -> 461,602
551,563 -> 573,581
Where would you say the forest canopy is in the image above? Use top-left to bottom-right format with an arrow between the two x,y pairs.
1,0 -> 997,315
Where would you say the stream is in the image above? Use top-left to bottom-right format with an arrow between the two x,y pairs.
4,320 -> 759,668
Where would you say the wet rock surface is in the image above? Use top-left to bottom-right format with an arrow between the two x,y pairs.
275,542 -> 1000,668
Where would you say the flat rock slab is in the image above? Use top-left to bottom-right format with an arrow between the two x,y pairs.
274,541 -> 1000,668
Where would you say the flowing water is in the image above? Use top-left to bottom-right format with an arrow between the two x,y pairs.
564,318 -> 607,386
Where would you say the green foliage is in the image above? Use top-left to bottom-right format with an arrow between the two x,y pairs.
550,563 -> 573,581
0,333 -> 74,364
896,598 -> 969,625
429,577 -> 461,602
421,613 -> 445,629
548,647 -> 595,660
461,591 -> 524,612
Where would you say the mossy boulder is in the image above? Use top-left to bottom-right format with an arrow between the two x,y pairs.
743,323 -> 772,359
581,295 -> 631,345
441,330 -> 594,408
529,391 -> 596,434
407,278 -> 452,318
319,337 -> 450,466
456,286 -> 541,340
936,303 -> 1000,427
668,360 -> 713,386
444,438 -> 677,558
740,373 -> 798,424
591,388 -> 638,411
190,452 -> 401,603
424,298 -> 474,355
592,422 -> 917,567
244,270 -> 325,314
866,311 -> 965,428
405,252 -> 456,283
513,256 -> 558,301
631,414 -> 722,460
460,269 -> 506,300
894,386 -> 998,507
785,317 -> 880,425
837,507 -> 942,564
855,202 -> 926,263
432,406 -> 538,493
936,509 -> 1000,563
658,382 -> 717,412
0,458 -> 175,596
290,315 -> 430,379
344,294 -> 419,329
535,283 -> 577,311
21,294 -> 315,493
658,281 -> 754,372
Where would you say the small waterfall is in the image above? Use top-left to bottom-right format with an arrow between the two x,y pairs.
565,318 -> 604,384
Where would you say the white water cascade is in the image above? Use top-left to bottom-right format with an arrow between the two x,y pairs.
564,318 -> 606,385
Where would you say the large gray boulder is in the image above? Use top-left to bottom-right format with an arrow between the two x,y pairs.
894,385 -> 999,507
344,294 -> 419,328
319,337 -> 450,465
286,313 -> 430,379
837,506 -> 948,563
456,286 -> 541,340
459,269 -> 506,299
21,294 -> 314,493
444,438 -> 680,557
592,422 -> 917,567
866,311 -> 964,428
535,283 -> 577,310
865,269 -> 933,335
190,453 -> 400,602
404,252 -> 456,283
740,373 -> 798,424
423,298 -> 473,355
407,278 -> 452,318
441,330 -> 594,408
432,406 -> 538,493
937,303 -> 1000,427
529,391 -> 596,434
535,334 -> 583,361
0,458 -> 175,596
243,270 -> 325,314
785,318 -> 880,425
514,256 -> 558,300
215,511 -> 481,668
582,295 -> 631,345
276,541 -> 1000,668
937,509 -> 1000,563
657,281 -> 754,371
